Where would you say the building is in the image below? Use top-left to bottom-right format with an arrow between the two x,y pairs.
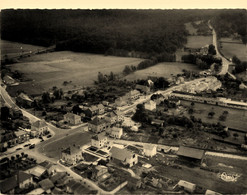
64,113 -> 81,125
66,180 -> 91,194
110,146 -> 138,167
175,77 -> 185,85
85,104 -> 105,117
144,100 -> 156,111
27,165 -> 47,180
61,145 -> 83,165
115,97 -> 127,107
39,178 -> 54,193
125,90 -> 140,101
88,117 -> 110,133
0,171 -> 33,194
15,130 -> 29,144
143,144 -> 157,157
97,104 -> 105,115
0,131 -> 17,150
3,75 -> 17,85
105,110 -> 124,124
177,180 -> 196,193
177,146 -> 205,163
200,45 -> 209,55
91,165 -> 110,182
31,120 -> 48,136
16,93 -> 33,108
91,132 -> 107,148
135,84 -> 150,94
151,119 -> 164,127
110,127 -> 123,139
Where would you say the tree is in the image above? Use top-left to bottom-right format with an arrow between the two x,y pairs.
233,133 -> 239,139
208,111 -> 215,118
42,92 -> 51,104
98,72 -> 105,83
1,106 -> 10,121
232,55 -> 241,65
123,65 -> 132,75
208,44 -> 216,55
109,71 -> 115,81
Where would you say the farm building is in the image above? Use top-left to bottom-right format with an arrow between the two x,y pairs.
177,146 -> 205,163
177,180 -> 196,193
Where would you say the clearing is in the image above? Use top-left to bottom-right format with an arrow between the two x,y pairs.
186,36 -> 212,48
123,62 -> 200,81
1,40 -> 45,58
220,38 -> 247,61
9,51 -> 143,95
41,131 -> 92,160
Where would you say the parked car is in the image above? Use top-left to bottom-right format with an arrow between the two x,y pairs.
24,144 -> 31,147
29,144 -> 35,149
16,148 -> 22,151
47,135 -> 52,138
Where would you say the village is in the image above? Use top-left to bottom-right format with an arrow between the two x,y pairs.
1,8 -> 247,195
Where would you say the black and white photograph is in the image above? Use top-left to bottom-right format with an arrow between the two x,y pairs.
0,0 -> 247,194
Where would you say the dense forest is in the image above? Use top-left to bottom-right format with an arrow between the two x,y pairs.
211,9 -> 247,44
1,9 -> 220,57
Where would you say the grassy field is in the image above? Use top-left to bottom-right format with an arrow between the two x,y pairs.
9,51 -> 143,95
185,22 -> 198,35
186,36 -> 212,48
1,40 -> 45,58
220,38 -> 247,61
123,62 -> 200,81
181,100 -> 247,131
41,131 -> 92,160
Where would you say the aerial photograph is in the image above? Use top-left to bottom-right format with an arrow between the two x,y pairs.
0,0 -> 247,194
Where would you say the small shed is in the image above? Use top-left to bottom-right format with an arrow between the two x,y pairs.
177,180 -> 196,193
177,146 -> 204,162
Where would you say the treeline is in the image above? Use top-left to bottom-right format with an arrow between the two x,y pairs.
211,9 -> 247,44
1,9 -> 220,56
232,56 -> 247,74
123,52 -> 176,75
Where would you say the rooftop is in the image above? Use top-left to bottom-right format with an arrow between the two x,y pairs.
91,132 -> 106,141
110,146 -> 135,161
39,178 -> 54,191
64,112 -> 81,120
32,120 -> 47,129
89,116 -> 107,126
177,146 -> 204,160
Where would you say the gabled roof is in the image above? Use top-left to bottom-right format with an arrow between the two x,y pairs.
39,178 -> 54,191
15,130 -> 27,137
61,145 -> 81,155
39,160 -> 53,169
0,171 -> 32,193
32,120 -> 47,128
177,146 -> 204,160
29,165 -> 47,178
145,100 -> 156,105
64,113 -> 81,120
18,93 -> 33,102
89,117 -> 106,126
144,144 -> 157,150
88,105 -> 98,112
111,127 -> 123,134
50,172 -> 67,183
110,146 -> 134,161
91,132 -> 106,141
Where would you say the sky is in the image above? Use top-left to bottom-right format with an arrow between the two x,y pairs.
0,0 -> 247,10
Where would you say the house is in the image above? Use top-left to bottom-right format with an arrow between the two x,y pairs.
144,100 -> 156,111
136,84 -> 150,94
177,146 -> 205,163
115,97 -> 127,107
97,104 -> 105,115
105,110 -> 124,124
177,180 -> 196,193
15,130 -> 30,144
50,172 -> 67,184
110,127 -> 123,139
0,171 -> 33,194
64,113 -> 81,125
61,145 -> 83,165
125,90 -> 140,101
31,120 -> 48,136
91,132 -> 107,148
143,144 -> 157,157
151,119 -> 164,127
110,146 -> 138,167
27,165 -> 47,180
88,117 -> 110,133
92,165 -> 110,181
66,180 -> 91,194
39,161 -> 63,176
16,93 -> 33,108
39,178 -> 54,193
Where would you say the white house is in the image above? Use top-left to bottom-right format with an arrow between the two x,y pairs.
144,100 -> 156,111
91,132 -> 107,148
143,144 -> 157,157
110,127 -> 123,139
31,120 -> 48,136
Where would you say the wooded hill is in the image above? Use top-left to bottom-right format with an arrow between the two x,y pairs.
1,9 -> 242,57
